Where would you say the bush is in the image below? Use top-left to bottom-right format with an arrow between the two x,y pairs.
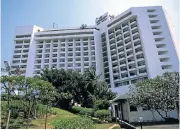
94,100 -> 110,110
91,117 -> 102,124
53,116 -> 95,129
79,108 -> 94,117
71,106 -> 83,113
94,109 -> 110,121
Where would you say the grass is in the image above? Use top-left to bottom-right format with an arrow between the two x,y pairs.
95,123 -> 115,129
30,107 -> 77,129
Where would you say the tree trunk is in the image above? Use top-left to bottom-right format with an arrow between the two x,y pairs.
6,110 -> 11,129
176,101 -> 179,119
156,110 -> 166,120
44,105 -> 48,129
26,101 -> 32,129
6,90 -> 11,129
150,109 -> 155,122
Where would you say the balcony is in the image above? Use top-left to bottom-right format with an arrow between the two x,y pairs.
111,54 -> 117,58
138,65 -> 146,69
119,62 -> 126,67
114,78 -> 120,82
128,60 -> 135,64
127,53 -> 134,58
111,48 -> 116,53
112,60 -> 118,64
121,76 -> 128,81
131,23 -> 138,29
130,20 -> 136,25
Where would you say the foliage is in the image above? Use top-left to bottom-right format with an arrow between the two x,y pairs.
1,101 -> 52,129
129,72 -> 179,120
40,68 -> 116,109
94,99 -> 110,110
91,117 -> 102,123
79,107 -> 94,117
0,76 -> 57,129
71,106 -> 83,113
53,116 -> 95,129
94,110 -> 111,120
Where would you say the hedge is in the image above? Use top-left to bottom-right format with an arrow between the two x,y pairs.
71,106 -> 83,113
94,109 -> 110,120
79,108 -> 94,117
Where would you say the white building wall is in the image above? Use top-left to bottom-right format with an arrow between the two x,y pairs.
129,108 -> 177,122
26,26 -> 44,77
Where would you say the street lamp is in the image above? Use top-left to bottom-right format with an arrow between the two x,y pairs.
139,117 -> 143,129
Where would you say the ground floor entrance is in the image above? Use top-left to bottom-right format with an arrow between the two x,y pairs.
111,99 -> 130,122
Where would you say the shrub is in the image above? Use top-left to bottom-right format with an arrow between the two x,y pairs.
54,116 -> 95,129
94,100 -> 110,110
79,108 -> 94,117
71,106 -> 83,113
94,109 -> 110,121
91,117 -> 102,124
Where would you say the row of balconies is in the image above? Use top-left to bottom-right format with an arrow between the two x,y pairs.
113,69 -> 147,81
36,47 -> 95,54
16,40 -> 30,44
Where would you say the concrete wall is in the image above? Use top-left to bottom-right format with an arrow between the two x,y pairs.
129,107 -> 178,122
25,25 -> 44,77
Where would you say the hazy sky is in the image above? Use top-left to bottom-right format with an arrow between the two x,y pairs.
1,0 -> 179,67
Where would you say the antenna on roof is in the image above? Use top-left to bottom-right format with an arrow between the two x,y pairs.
53,23 -> 55,28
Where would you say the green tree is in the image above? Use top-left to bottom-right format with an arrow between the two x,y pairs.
40,68 -> 116,109
129,72 -> 179,120
1,61 -> 24,129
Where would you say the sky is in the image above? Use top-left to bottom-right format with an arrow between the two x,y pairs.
1,0 -> 179,67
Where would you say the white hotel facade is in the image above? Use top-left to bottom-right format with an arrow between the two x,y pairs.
11,6 -> 179,122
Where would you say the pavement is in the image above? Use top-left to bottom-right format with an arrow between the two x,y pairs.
136,124 -> 179,129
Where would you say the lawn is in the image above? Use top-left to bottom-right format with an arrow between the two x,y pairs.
30,107 -> 77,129
30,107 -> 117,129
95,123 -> 115,129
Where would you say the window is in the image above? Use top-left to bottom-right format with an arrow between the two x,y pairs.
68,48 -> 73,51
60,44 -> 65,47
130,105 -> 137,111
46,40 -> 51,43
44,65 -> 49,68
84,52 -> 88,56
60,64 -> 64,67
53,54 -> 57,57
46,44 -> 50,48
45,49 -> 50,53
76,52 -> 81,56
45,54 -> 50,58
53,39 -> 58,42
61,48 -> 65,52
84,57 -> 89,61
68,58 -> 73,62
60,59 -> 65,62
44,59 -> 49,63
52,59 -> 57,63
68,43 -> 73,47
68,53 -> 73,57
60,53 -> 65,57
76,43 -> 80,46
53,44 -> 58,47
68,63 -> 73,67
76,47 -> 81,51
147,9 -> 156,12
53,49 -> 57,52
